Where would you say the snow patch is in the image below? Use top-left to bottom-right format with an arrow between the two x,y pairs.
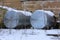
0,29 -> 60,40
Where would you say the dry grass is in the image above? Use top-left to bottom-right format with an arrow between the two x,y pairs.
0,8 -> 6,27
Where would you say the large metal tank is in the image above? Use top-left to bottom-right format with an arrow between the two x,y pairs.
30,10 -> 55,29
4,10 -> 32,29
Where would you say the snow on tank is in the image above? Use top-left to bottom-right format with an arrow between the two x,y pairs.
1,5 -> 32,28
30,10 -> 55,29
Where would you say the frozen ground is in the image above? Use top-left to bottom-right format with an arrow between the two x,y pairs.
0,29 -> 60,40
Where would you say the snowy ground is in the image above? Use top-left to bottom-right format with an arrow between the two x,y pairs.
0,29 -> 60,40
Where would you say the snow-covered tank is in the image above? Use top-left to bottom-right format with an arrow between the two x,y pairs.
4,10 -> 32,29
30,10 -> 55,29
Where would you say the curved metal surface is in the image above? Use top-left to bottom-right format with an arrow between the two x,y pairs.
30,10 -> 54,29
4,11 -> 32,28
4,11 -> 19,28
17,12 -> 31,26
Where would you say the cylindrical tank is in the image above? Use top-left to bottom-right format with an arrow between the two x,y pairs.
30,10 -> 55,29
4,10 -> 32,29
